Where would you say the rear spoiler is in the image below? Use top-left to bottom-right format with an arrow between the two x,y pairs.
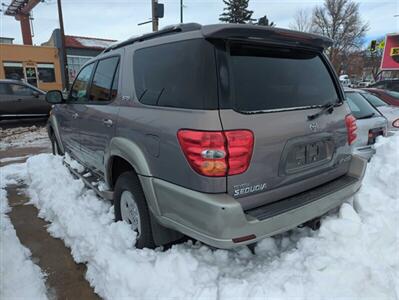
201,24 -> 333,51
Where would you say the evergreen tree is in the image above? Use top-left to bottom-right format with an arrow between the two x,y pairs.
257,15 -> 275,26
219,0 -> 254,24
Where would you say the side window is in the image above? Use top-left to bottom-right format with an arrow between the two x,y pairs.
0,83 -> 12,95
70,63 -> 95,102
89,57 -> 119,102
133,39 -> 218,109
10,84 -> 34,96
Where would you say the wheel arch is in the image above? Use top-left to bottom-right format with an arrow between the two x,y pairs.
106,140 -> 183,246
106,137 -> 152,188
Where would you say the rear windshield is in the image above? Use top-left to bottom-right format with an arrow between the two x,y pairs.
361,92 -> 387,107
228,43 -> 339,112
386,90 -> 399,100
345,92 -> 379,119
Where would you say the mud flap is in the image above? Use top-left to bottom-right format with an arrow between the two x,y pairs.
149,211 -> 184,247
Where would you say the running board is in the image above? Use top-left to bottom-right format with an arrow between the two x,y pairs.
63,160 -> 114,201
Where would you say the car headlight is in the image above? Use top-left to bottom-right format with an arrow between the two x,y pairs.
393,119 -> 399,128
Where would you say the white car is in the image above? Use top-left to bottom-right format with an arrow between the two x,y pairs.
345,89 -> 388,160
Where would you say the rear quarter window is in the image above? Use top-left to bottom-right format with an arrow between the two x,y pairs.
133,39 -> 218,109
227,43 -> 340,112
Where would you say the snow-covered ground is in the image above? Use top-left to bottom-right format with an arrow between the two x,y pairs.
0,125 -> 50,150
1,135 -> 398,300
0,164 -> 48,300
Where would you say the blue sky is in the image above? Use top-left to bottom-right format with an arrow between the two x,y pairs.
0,0 -> 397,45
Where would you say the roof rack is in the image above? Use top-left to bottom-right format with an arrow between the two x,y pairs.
103,23 -> 202,53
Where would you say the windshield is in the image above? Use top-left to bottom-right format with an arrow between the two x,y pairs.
361,92 -> 388,107
228,43 -> 339,112
345,92 -> 379,119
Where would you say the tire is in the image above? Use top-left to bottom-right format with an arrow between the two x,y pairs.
50,132 -> 64,156
114,171 -> 155,249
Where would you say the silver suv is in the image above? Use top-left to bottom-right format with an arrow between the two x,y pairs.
46,23 -> 367,249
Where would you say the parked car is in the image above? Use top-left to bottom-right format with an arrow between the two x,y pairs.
356,80 -> 373,88
45,23 -> 367,249
344,89 -> 388,160
0,79 -> 50,120
339,74 -> 352,87
363,88 -> 399,107
357,90 -> 399,133
369,79 -> 399,92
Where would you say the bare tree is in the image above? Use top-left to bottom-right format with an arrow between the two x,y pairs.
311,0 -> 369,73
289,9 -> 312,32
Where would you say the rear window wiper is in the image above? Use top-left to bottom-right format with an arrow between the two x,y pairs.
357,112 -> 375,119
307,102 -> 336,120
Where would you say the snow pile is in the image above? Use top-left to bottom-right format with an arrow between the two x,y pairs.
0,163 -> 48,300
18,135 -> 399,299
0,125 -> 50,150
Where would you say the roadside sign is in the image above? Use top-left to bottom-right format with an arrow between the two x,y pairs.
381,33 -> 399,70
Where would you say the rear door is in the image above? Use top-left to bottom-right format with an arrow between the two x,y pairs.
217,42 -> 351,210
9,83 -> 48,115
78,55 -> 120,173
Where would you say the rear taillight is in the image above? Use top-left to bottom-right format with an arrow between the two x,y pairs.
177,129 -> 254,177
393,119 -> 399,128
345,114 -> 357,145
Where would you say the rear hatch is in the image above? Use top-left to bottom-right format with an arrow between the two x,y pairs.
216,41 -> 352,210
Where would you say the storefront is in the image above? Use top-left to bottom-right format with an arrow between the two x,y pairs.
0,43 -> 62,91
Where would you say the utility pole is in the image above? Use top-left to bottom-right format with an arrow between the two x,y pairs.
151,0 -> 159,32
57,0 -> 69,90
180,0 -> 183,23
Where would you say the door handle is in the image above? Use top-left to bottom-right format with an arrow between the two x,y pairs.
72,113 -> 79,119
103,119 -> 113,127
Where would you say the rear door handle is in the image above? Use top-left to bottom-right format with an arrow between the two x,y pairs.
72,113 -> 79,119
103,119 -> 113,127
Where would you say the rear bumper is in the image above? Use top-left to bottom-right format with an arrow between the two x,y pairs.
144,155 -> 367,249
353,145 -> 376,161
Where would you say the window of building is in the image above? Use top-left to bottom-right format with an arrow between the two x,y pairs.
67,55 -> 92,82
38,63 -> 56,83
3,62 -> 24,81
89,56 -> 119,102
133,39 -> 218,109
70,63 -> 95,102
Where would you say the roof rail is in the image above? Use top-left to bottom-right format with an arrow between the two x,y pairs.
103,22 -> 202,53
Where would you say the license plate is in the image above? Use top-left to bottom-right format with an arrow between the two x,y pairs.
286,141 -> 328,172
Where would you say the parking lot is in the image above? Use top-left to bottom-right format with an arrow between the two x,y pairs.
1,122 -> 398,300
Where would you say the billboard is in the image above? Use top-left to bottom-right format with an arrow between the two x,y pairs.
381,33 -> 399,70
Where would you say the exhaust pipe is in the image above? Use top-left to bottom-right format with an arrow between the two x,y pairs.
304,217 -> 321,231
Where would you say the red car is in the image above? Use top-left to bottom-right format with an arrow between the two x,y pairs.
363,88 -> 399,107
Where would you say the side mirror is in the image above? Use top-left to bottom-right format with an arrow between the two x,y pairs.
46,90 -> 64,104
32,91 -> 40,98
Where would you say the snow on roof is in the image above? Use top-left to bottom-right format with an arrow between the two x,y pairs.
65,35 -> 117,50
